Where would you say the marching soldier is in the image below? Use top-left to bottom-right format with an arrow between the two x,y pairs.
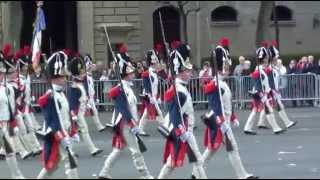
36,51 -> 79,179
67,54 -> 103,156
4,45 -> 33,160
193,38 -> 258,179
244,41 -> 286,135
0,44 -> 25,179
98,53 -> 153,179
105,43 -> 133,128
83,54 -> 106,132
138,49 -> 164,136
256,41 -> 297,130
157,44 -> 207,179
16,46 -> 42,156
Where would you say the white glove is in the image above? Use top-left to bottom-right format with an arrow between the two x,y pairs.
274,91 -> 281,100
131,126 -> 141,136
233,119 -> 240,127
149,96 -> 157,105
61,137 -> 72,150
180,131 -> 192,143
13,127 -> 19,135
261,95 -> 268,103
71,134 -> 80,143
220,122 -> 230,134
157,98 -> 162,105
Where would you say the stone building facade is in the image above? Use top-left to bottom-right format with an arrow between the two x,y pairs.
1,1 -> 320,68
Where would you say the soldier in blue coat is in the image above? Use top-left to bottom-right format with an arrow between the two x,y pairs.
67,54 -> 103,157
36,51 -> 79,179
98,54 -> 153,179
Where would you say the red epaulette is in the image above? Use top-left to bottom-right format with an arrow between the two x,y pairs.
38,90 -> 52,108
164,85 -> 176,102
141,71 -> 149,78
250,70 -> 260,80
264,67 -> 272,75
203,80 -> 217,94
108,86 -> 120,99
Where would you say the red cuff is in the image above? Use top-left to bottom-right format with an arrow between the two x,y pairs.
174,125 -> 186,136
54,130 -> 66,142
216,115 -> 224,126
127,120 -> 136,129
231,112 -> 238,122
9,119 -> 18,129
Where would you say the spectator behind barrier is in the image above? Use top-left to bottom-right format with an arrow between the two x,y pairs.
233,56 -> 246,76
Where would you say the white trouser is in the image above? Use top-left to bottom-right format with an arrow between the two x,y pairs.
77,111 -> 99,154
244,100 -> 282,132
99,127 -> 153,179
29,112 -> 41,130
37,146 -> 79,179
258,99 -> 293,128
0,123 -> 25,179
22,112 -> 42,153
12,114 -> 32,157
201,118 -> 253,179
88,98 -> 105,131
158,133 -> 207,179
244,110 -> 257,132
139,108 -> 165,133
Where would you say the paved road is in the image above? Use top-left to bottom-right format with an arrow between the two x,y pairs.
0,107 -> 319,179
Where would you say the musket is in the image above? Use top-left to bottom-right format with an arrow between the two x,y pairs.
102,25 -> 147,153
158,11 -> 197,162
206,18 -> 233,152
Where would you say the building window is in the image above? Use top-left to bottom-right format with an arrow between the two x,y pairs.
211,6 -> 238,22
271,6 -> 293,21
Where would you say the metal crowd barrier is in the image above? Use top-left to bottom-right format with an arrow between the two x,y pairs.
30,74 -> 320,109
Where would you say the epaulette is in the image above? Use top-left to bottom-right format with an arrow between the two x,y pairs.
38,90 -> 52,108
164,85 -> 176,102
203,80 -> 217,94
251,70 -> 260,80
108,85 -> 120,99
141,71 -> 149,78
264,67 -> 272,75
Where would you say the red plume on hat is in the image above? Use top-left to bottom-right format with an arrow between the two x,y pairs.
219,37 -> 230,47
14,49 -> 24,62
272,40 -> 278,47
170,40 -> 181,50
154,42 -> 163,53
74,51 -> 81,58
261,40 -> 269,48
118,43 -> 127,53
2,43 -> 12,58
23,45 -> 31,56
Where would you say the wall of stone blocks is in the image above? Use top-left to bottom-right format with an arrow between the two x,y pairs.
93,1 -> 142,65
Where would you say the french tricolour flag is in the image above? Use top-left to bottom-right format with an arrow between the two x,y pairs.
32,6 -> 46,64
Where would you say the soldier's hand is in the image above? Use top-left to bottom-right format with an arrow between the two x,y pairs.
71,134 -> 80,143
13,127 -> 20,136
180,131 -> 192,143
61,137 -> 72,150
220,122 -> 230,134
233,119 -> 240,128
130,126 -> 141,136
